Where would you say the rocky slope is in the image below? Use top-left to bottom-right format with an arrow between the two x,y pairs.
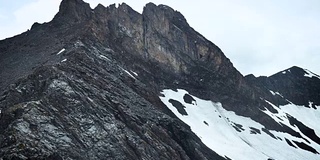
246,66 -> 320,107
0,0 -> 319,159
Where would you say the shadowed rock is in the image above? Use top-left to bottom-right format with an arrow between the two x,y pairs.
168,99 -> 188,115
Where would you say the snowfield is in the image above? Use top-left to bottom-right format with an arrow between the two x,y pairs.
160,89 -> 320,160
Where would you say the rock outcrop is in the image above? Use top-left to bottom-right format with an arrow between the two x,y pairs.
0,0 -> 319,159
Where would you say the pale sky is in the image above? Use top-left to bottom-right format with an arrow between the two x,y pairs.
1,0 -> 319,76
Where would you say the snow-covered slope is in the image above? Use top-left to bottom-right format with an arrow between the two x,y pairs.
160,89 -> 320,160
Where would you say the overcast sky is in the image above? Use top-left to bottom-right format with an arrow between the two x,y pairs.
1,0 -> 319,76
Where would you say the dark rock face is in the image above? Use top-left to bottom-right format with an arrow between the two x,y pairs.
183,94 -> 196,105
0,0 -> 319,159
0,46 -> 222,159
246,66 -> 320,107
0,1 -> 227,159
169,99 -> 188,115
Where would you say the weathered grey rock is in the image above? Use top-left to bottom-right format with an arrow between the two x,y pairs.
0,46 -> 223,159
0,0 -> 319,159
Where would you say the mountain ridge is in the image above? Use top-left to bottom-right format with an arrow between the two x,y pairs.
0,0 -> 319,159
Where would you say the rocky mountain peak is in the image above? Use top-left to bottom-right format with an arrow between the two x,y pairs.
1,0 -> 320,159
246,66 -> 320,107
53,0 -> 92,24
50,0 -> 236,78
143,2 -> 188,27
273,66 -> 320,79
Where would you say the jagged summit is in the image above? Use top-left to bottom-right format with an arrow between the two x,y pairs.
54,0 -> 92,22
0,0 -> 320,159
246,66 -> 320,79
273,66 -> 320,79
246,66 -> 320,107
0,0 -> 243,96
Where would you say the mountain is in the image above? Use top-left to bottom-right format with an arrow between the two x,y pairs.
0,0 -> 319,159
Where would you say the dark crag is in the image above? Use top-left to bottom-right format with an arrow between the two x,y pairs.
0,0 -> 320,159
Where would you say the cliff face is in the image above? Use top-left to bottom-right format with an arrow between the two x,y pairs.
0,0 -> 244,100
0,0 -> 320,159
0,1 -> 234,159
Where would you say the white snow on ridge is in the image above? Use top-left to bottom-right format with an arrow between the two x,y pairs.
282,69 -> 291,74
160,89 -> 320,160
304,69 -> 320,79
57,48 -> 65,55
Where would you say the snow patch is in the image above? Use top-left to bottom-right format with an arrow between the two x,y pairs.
131,71 -> 138,76
119,66 -> 136,79
99,55 -> 110,61
269,90 -> 276,95
87,97 -> 94,103
123,69 -> 136,79
269,90 -> 285,98
304,69 -> 320,79
160,89 -> 320,160
56,48 -> 65,55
